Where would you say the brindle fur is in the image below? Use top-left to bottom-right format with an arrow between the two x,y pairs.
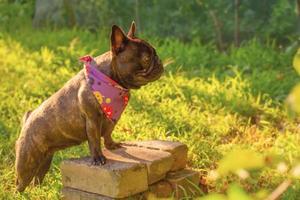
15,22 -> 163,192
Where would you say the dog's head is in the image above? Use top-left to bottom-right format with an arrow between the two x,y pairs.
110,22 -> 164,89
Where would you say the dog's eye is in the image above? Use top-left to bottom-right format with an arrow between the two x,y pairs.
142,55 -> 150,63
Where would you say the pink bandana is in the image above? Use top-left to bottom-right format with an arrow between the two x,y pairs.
80,55 -> 130,123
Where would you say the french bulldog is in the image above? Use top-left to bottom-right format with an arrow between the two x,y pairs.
15,22 -> 164,192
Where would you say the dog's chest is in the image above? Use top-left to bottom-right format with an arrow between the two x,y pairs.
81,56 -> 130,123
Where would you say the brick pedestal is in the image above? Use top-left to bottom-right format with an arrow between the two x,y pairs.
61,157 -> 148,198
60,140 -> 200,199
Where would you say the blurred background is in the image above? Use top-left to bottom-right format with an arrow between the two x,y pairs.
4,0 -> 300,47
1,0 -> 300,199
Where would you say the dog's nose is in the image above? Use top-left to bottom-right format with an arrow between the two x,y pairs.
159,60 -> 164,70
155,56 -> 161,65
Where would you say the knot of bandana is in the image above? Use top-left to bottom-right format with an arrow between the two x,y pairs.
80,55 -> 130,123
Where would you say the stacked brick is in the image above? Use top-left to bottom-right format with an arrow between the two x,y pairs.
61,140 -> 201,199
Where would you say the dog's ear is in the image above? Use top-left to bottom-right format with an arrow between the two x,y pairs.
111,25 -> 128,55
127,21 -> 136,38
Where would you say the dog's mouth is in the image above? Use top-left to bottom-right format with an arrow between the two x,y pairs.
136,63 -> 164,84
147,64 -> 164,82
122,65 -> 163,89
114,56 -> 164,89
137,56 -> 164,81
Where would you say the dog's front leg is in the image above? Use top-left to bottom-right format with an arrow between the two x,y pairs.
102,122 -> 121,150
78,80 -> 106,165
86,115 -> 106,165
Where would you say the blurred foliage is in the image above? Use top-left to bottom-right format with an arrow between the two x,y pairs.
200,184 -> 253,200
77,0 -> 299,45
287,49 -> 300,116
217,149 -> 265,176
1,0 -> 300,46
287,84 -> 300,115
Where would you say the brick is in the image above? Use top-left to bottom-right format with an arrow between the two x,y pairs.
103,146 -> 174,184
61,187 -> 144,200
62,187 -> 113,200
166,169 -> 200,199
123,140 -> 188,171
144,169 -> 200,199
60,157 -> 148,198
144,180 -> 173,199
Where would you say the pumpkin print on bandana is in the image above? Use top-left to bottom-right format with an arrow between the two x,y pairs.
80,55 -> 130,123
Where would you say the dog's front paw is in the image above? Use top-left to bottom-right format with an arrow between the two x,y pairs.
91,155 -> 106,165
105,141 -> 122,150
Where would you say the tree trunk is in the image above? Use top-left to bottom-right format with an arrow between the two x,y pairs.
234,0 -> 240,47
63,0 -> 76,27
209,10 -> 224,51
135,0 -> 141,33
296,0 -> 300,33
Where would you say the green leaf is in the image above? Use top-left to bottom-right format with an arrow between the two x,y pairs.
293,48 -> 300,75
198,194 -> 227,200
287,84 -> 300,115
217,149 -> 265,176
227,184 -> 253,200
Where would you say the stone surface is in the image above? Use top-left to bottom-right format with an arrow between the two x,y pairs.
144,180 -> 173,199
61,187 -> 144,200
144,169 -> 200,199
123,140 -> 188,171
62,187 -> 113,200
103,146 -> 174,184
60,141 -> 192,199
166,169 -> 200,198
60,157 -> 148,198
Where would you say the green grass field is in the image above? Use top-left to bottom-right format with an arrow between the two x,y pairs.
1,3 -> 300,200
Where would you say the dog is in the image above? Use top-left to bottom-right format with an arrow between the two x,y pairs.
15,22 -> 164,192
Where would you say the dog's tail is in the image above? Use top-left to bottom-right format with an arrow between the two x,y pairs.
21,111 -> 32,126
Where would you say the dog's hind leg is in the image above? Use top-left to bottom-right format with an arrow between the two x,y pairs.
15,157 -> 39,192
15,140 -> 43,192
33,154 -> 53,186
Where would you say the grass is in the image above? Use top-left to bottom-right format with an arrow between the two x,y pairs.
1,2 -> 300,200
